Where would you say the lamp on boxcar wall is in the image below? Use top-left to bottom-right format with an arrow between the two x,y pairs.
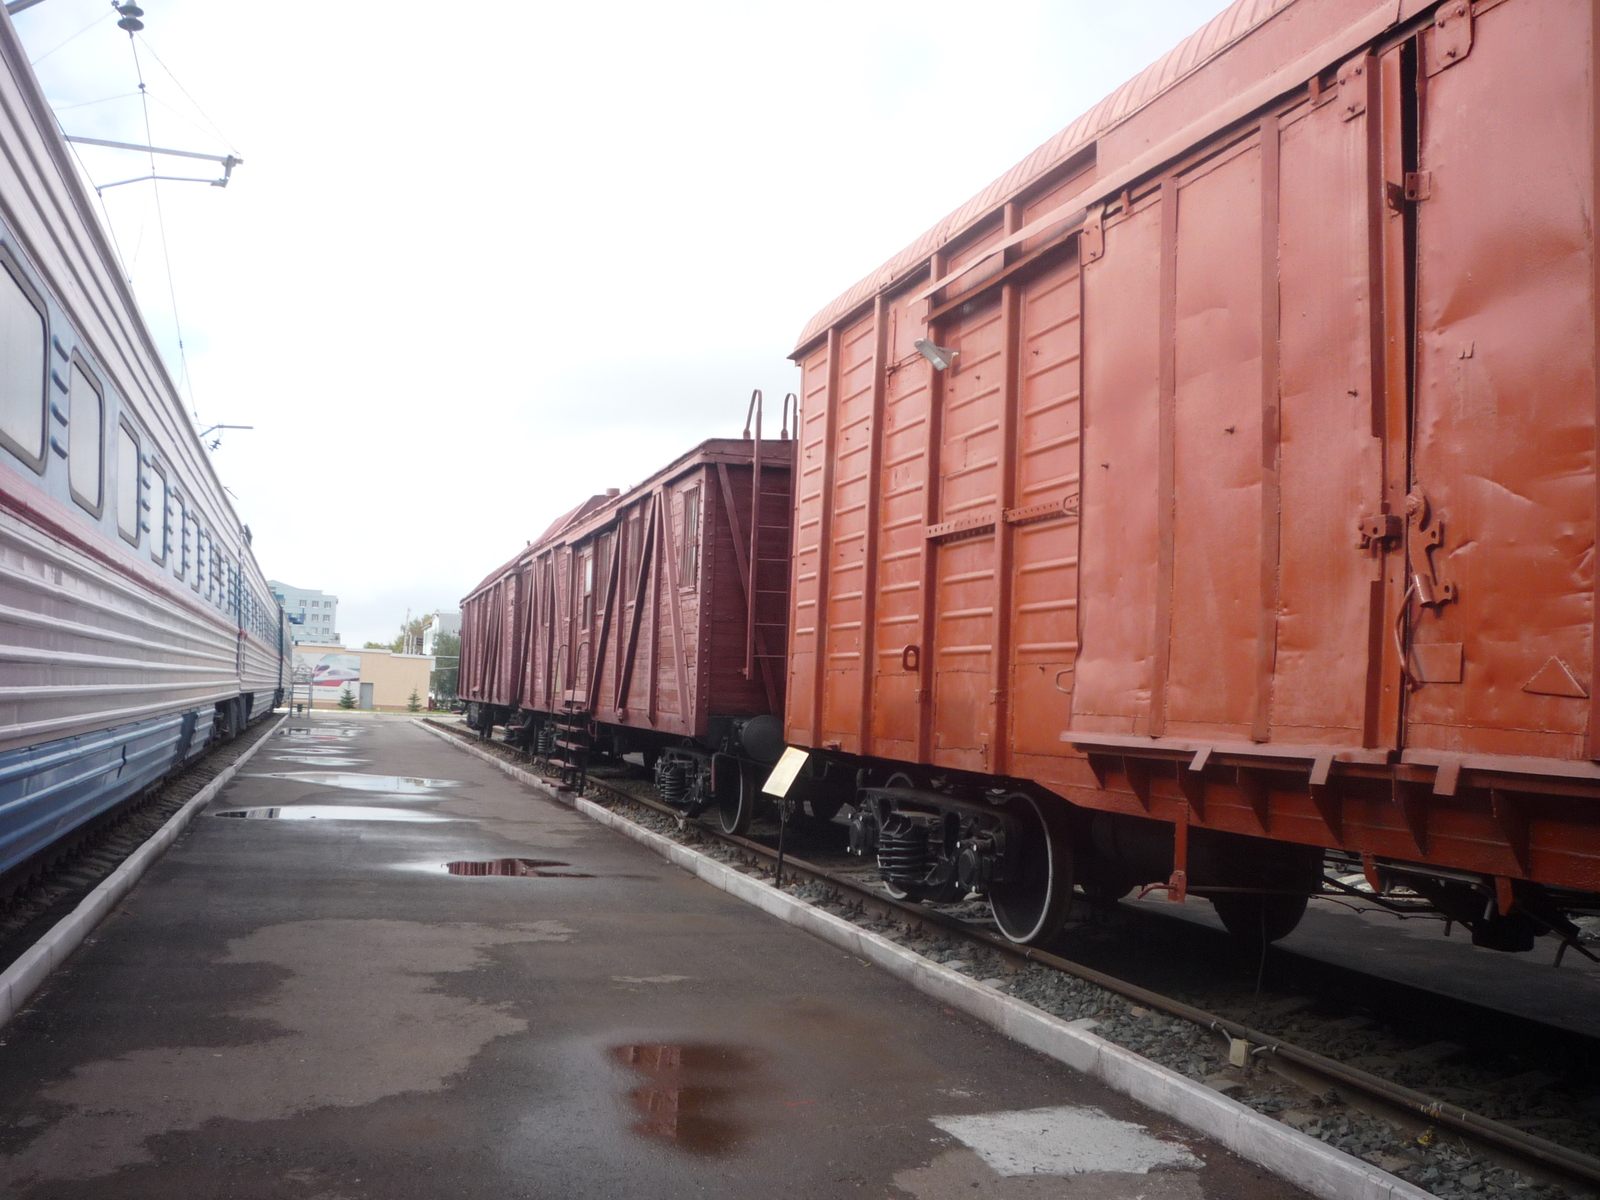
914,338 -> 959,372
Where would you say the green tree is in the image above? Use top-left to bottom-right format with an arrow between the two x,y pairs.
391,615 -> 429,655
337,684 -> 357,710
361,640 -> 388,649
430,631 -> 459,703
407,688 -> 421,713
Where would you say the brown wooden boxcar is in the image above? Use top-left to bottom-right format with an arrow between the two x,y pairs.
787,0 -> 1600,946
460,434 -> 793,829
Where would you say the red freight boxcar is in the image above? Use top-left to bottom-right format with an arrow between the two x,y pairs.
785,0 -> 1600,948
460,428 -> 793,831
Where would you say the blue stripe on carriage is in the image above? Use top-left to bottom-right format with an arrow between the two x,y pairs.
0,710 -> 215,880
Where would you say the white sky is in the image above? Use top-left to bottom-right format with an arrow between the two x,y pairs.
14,0 -> 1232,648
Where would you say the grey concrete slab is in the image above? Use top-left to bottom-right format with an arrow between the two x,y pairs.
0,716 -> 1307,1200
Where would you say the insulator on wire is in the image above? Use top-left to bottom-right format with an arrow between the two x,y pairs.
114,2 -> 144,32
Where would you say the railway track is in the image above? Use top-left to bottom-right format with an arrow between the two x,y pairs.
0,715 -> 283,978
430,717 -> 1600,1200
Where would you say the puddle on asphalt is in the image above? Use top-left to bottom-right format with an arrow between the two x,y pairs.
277,726 -> 362,740
246,773 -> 464,792
444,859 -> 595,878
269,756 -> 369,766
214,806 -> 454,822
609,1044 -> 760,1155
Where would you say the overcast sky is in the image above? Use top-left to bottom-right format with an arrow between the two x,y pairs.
14,0 -> 1232,648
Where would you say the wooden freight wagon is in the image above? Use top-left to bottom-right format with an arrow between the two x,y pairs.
460,432 -> 794,830
786,0 -> 1600,948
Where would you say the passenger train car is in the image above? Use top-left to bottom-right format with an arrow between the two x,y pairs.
0,14 -> 285,885
786,0 -> 1600,947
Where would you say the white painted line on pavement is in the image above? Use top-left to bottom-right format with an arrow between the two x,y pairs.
933,1104 -> 1203,1176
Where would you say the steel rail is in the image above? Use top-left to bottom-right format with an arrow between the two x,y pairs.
434,722 -> 1600,1191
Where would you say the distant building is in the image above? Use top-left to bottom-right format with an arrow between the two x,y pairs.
422,610 -> 460,655
289,643 -> 434,711
268,580 -> 340,645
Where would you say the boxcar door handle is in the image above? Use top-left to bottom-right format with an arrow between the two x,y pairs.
902,645 -> 920,672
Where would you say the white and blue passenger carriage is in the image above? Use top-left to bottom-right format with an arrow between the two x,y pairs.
0,16 -> 284,883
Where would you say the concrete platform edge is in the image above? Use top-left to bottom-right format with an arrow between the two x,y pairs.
0,713 -> 288,1031
416,719 -> 1432,1200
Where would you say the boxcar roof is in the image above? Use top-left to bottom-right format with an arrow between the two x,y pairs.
464,546 -> 528,599
540,437 -> 790,551
461,436 -> 792,603
793,0 -> 1305,352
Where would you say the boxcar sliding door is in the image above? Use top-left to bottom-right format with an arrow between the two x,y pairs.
1074,84 -> 1392,749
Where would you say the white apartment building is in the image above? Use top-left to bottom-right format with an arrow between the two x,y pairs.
268,580 -> 340,645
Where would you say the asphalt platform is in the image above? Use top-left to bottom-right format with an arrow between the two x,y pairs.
0,714 -> 1307,1200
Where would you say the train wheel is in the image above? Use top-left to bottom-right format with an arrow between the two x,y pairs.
1210,893 -> 1308,945
989,793 -> 1073,946
718,762 -> 756,836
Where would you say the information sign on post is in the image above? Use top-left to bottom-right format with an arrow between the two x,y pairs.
761,746 -> 809,797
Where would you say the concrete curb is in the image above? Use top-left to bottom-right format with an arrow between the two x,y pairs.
417,719 -> 1432,1200
0,713 -> 287,1030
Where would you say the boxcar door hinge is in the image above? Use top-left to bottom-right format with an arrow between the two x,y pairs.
1426,0 -> 1473,76
1357,512 -> 1402,550
1336,54 -> 1370,121
1081,202 -> 1105,263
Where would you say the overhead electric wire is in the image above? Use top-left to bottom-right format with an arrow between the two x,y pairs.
127,33 -> 197,418
26,7 -> 108,67
62,133 -> 132,286
51,91 -> 139,111
146,92 -> 235,150
133,32 -> 238,156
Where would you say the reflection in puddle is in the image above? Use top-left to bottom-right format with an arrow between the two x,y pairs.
609,1044 -> 758,1155
246,772 -> 463,792
270,755 -> 368,766
215,806 -> 454,822
278,727 -> 362,740
444,859 -> 594,878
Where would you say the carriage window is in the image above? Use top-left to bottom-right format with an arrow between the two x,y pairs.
174,498 -> 188,579
67,364 -> 103,514
581,552 -> 595,627
0,255 -> 46,471
680,488 -> 700,586
115,422 -> 139,545
150,465 -> 169,564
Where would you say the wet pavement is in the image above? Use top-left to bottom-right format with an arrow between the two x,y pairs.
0,715 -> 1308,1200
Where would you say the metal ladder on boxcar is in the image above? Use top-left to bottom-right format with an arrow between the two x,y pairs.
547,696 -> 591,795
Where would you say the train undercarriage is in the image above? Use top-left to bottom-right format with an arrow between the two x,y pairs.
458,701 -> 1599,959
841,766 -> 1600,958
461,702 -> 798,835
